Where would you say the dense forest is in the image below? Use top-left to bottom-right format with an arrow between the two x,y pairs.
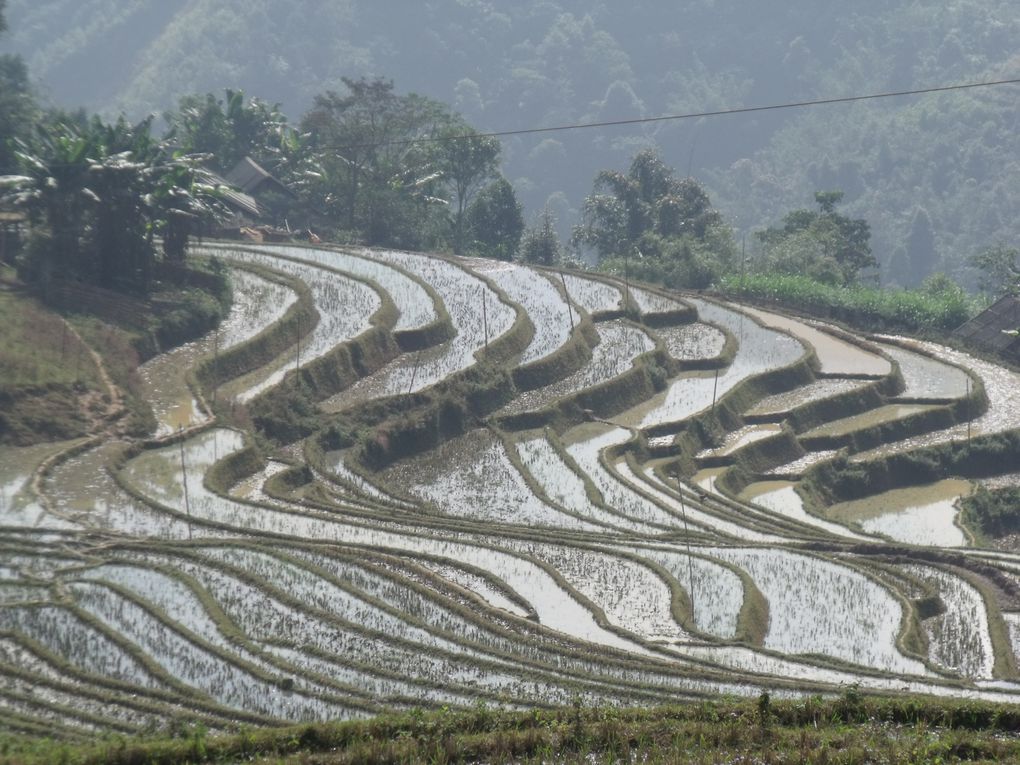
2,0 -> 1019,286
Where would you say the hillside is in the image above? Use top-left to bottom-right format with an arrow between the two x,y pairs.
3,0 -> 1019,282
5,241 -> 1020,756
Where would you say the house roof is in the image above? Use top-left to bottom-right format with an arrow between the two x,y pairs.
952,294 -> 1020,357
197,168 -> 261,219
224,156 -> 289,196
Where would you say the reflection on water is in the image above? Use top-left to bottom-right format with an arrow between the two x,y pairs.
739,481 -> 870,541
827,479 -> 972,547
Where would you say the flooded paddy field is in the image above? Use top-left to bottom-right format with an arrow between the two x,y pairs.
9,242 -> 1020,737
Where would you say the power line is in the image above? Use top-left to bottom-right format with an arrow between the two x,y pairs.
322,77 -> 1020,151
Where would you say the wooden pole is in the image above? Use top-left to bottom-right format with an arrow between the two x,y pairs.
560,271 -> 575,332
212,328 -> 220,407
711,368 -> 720,414
407,350 -> 422,395
676,470 -> 696,627
178,426 -> 193,541
966,377 -> 972,440
295,313 -> 302,380
481,287 -> 489,348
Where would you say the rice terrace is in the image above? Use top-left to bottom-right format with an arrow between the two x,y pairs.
5,238 -> 1020,761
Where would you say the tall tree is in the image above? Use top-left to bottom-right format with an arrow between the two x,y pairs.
906,207 -> 936,287
4,114 -> 226,293
521,209 -> 561,266
435,125 -> 500,254
971,244 -> 1019,299
756,191 -> 875,286
0,0 -> 35,175
467,177 -> 523,261
165,89 -> 293,173
299,78 -> 453,248
572,149 -> 724,261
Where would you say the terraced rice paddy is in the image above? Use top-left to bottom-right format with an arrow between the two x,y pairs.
8,241 -> 1020,739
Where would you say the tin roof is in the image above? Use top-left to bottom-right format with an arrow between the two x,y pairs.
953,294 -> 1020,357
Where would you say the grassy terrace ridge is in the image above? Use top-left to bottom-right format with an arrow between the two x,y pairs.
6,694 -> 1020,764
9,242 -> 1020,756
716,273 -> 977,336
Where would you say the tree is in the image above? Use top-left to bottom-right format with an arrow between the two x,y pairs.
905,207 -> 936,287
0,1 -> 35,175
435,125 -> 500,254
756,191 -> 875,286
572,149 -> 725,261
165,89 -> 294,173
467,177 -> 523,261
521,210 -> 561,266
300,78 -> 450,247
971,244 -> 1019,298
4,113 -> 227,294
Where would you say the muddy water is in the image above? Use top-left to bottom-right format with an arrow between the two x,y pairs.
698,424 -> 783,459
852,336 -> 1020,462
745,379 -> 869,418
800,404 -> 940,439
876,342 -> 970,401
138,267 -> 299,436
0,441 -> 81,529
739,481 -> 870,541
739,306 -> 890,377
826,479 -> 972,547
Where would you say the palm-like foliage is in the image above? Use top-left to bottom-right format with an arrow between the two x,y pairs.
1,114 -> 228,294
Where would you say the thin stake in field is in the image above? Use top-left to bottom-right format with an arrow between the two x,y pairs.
711,368 -> 720,413
407,349 -> 422,395
966,376 -> 972,440
294,313 -> 302,382
481,287 -> 489,348
675,468 -> 697,627
212,326 -> 220,408
560,271 -> 575,332
178,425 -> 193,541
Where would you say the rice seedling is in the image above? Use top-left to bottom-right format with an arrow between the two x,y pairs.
696,424 -> 783,460
557,273 -> 624,316
322,251 -> 517,407
262,244 -> 438,331
499,321 -> 654,416
516,434 -> 660,533
14,243 -> 1020,737
626,547 -> 745,638
202,248 -> 381,402
853,335 -> 1020,461
629,285 -> 689,317
459,256 -> 574,364
903,564 -> 995,679
654,322 -> 726,362
744,379 -> 870,419
637,298 -> 804,429
381,429 -> 605,531
705,547 -> 931,676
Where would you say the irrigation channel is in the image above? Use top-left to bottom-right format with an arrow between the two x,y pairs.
5,241 -> 1020,736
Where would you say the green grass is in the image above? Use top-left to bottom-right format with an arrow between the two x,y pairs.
5,695 -> 1020,764
0,291 -> 101,391
718,273 -> 977,334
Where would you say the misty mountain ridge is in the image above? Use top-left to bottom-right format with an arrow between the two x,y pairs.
3,0 -> 1018,285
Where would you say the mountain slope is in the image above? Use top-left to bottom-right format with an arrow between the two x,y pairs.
4,0 -> 1018,282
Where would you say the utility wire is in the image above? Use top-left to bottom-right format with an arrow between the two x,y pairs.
321,77 -> 1020,150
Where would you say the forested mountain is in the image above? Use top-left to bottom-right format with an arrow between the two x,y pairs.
3,0 -> 1018,284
